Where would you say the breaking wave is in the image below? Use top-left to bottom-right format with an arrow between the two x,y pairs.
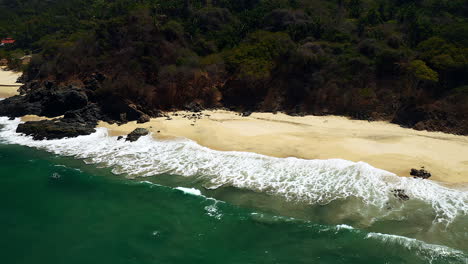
0,117 -> 467,225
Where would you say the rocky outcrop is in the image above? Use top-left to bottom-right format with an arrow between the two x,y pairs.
0,77 -> 159,140
16,119 -> 96,140
126,128 -> 150,142
99,95 -> 151,123
0,84 -> 88,118
41,88 -> 88,116
63,103 -> 107,124
0,94 -> 43,117
391,98 -> 468,135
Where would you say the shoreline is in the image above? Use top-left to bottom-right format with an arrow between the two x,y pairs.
1,68 -> 467,184
99,110 -> 468,184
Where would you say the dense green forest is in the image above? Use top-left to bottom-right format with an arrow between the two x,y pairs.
0,0 -> 467,133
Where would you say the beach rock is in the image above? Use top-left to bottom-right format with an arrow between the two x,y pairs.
63,103 -> 105,124
185,102 -> 203,112
126,128 -> 150,142
242,111 -> 252,117
410,168 -> 431,179
99,96 -> 148,122
0,86 -> 89,118
16,119 -> 96,140
0,94 -> 42,117
137,114 -> 150,124
41,88 -> 89,116
391,189 -> 410,201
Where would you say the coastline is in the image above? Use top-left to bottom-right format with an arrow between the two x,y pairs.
1,68 -> 467,184
99,110 -> 468,184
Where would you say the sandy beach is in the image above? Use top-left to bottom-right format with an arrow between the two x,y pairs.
1,68 -> 467,184
100,110 -> 468,184
0,67 -> 21,98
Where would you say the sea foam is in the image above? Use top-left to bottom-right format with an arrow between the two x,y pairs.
1,117 -> 467,224
176,187 -> 203,196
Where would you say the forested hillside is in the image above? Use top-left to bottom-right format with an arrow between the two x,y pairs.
1,0 -> 468,134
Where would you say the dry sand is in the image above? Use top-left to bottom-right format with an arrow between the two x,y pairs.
99,110 -> 468,184
0,67 -> 22,98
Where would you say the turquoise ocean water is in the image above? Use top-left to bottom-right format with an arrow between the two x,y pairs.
0,117 -> 467,263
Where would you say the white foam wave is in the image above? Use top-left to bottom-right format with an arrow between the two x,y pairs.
176,187 -> 203,196
366,232 -> 468,263
1,117 -> 467,224
336,224 -> 354,230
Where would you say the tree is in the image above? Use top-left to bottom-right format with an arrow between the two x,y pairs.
407,59 -> 438,82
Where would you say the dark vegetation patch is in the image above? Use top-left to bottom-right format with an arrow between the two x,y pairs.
0,0 -> 467,136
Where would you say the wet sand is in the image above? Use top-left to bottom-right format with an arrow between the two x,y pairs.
99,110 -> 468,184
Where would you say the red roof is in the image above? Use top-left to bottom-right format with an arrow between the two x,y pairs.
1,38 -> 16,44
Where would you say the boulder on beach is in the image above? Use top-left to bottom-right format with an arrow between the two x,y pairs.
126,128 -> 150,142
16,119 -> 96,140
137,114 -> 151,124
410,168 -> 431,179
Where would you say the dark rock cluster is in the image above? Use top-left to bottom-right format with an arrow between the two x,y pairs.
392,189 -> 410,201
16,119 -> 96,140
410,168 -> 432,179
0,77 -> 156,140
126,128 -> 150,142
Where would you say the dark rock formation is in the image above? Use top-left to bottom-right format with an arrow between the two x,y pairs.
99,95 -> 149,123
41,88 -> 88,116
0,95 -> 43,117
185,102 -> 203,112
126,128 -> 150,142
4,88 -> 105,140
0,85 -> 88,118
392,189 -> 410,201
137,114 -> 151,124
63,103 -> 107,124
410,168 -> 432,179
16,119 -> 96,140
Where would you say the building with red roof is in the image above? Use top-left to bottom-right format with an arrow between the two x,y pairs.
1,38 -> 16,45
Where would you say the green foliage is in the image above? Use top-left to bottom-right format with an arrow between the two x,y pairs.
417,37 -> 467,70
223,31 -> 294,78
0,0 -> 466,103
408,60 -> 439,82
